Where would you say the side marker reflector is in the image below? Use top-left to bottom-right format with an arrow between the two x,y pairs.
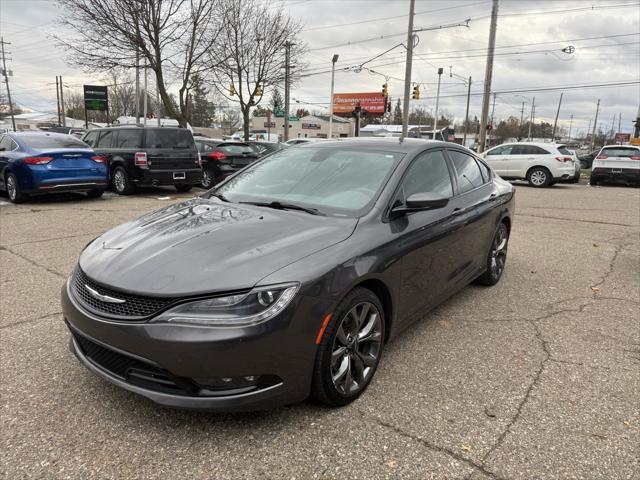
315,313 -> 333,345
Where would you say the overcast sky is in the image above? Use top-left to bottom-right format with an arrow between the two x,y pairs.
1,0 -> 639,135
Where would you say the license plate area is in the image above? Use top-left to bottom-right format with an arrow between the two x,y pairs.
173,172 -> 186,180
611,169 -> 622,174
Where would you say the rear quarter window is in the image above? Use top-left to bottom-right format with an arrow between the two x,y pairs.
115,129 -> 143,149
557,146 -> 572,155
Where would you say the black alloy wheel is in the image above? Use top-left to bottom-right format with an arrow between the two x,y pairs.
476,222 -> 509,286
312,287 -> 385,406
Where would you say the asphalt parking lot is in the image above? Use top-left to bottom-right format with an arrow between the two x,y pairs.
1,182 -> 639,480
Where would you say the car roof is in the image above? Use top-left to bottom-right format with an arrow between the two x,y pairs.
601,144 -> 639,149
295,137 -> 453,154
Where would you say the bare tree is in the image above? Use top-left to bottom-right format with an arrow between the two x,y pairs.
55,0 -> 220,126
208,0 -> 305,139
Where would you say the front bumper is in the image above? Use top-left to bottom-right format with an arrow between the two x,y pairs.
590,167 -> 640,185
136,168 -> 203,187
61,278 -> 323,411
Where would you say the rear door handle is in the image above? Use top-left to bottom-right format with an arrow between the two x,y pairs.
452,208 -> 464,217
489,193 -> 498,201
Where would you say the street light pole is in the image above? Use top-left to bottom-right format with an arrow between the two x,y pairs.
432,67 -> 443,140
527,96 -> 535,141
590,99 -> 600,151
401,0 -> 416,140
328,54 -> 339,139
463,76 -> 472,147
551,92 -> 563,141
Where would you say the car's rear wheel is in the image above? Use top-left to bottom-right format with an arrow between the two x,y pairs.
175,184 -> 192,193
201,170 -> 213,189
476,222 -> 509,286
86,188 -> 104,199
5,173 -> 27,203
527,167 -> 551,187
112,167 -> 134,195
312,287 -> 385,407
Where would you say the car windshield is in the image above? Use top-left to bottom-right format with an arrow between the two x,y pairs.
218,143 -> 254,154
145,129 -> 195,149
213,146 -> 403,216
557,146 -> 572,155
18,134 -> 89,149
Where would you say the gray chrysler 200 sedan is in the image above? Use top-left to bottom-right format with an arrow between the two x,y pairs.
61,138 -> 515,411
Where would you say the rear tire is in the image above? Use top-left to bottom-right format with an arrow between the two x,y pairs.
86,188 -> 104,199
112,167 -> 135,195
476,222 -> 509,286
311,287 -> 385,407
175,184 -> 192,193
527,167 -> 552,188
201,170 -> 213,189
5,173 -> 28,203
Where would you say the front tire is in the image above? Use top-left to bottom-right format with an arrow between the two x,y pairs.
311,287 -> 385,407
201,170 -> 213,189
476,222 -> 509,286
5,173 -> 28,203
112,167 -> 135,195
527,167 -> 552,188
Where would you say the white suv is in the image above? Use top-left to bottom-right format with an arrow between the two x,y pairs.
590,145 -> 640,186
482,142 -> 578,187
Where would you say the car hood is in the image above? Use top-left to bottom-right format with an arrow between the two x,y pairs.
79,197 -> 357,296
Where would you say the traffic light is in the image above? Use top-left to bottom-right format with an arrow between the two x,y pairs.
386,101 -> 391,113
256,84 -> 263,97
229,83 -> 235,96
412,85 -> 420,100
382,83 -> 388,97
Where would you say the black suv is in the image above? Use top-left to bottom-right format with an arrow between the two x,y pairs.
82,126 -> 202,194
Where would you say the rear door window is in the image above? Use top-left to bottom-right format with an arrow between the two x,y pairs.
487,145 -> 513,155
144,129 -> 195,149
115,129 -> 142,148
449,150 -> 485,194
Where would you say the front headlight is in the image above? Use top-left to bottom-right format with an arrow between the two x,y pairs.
150,283 -> 299,327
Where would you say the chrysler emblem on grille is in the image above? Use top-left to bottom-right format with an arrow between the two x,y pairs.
85,285 -> 126,304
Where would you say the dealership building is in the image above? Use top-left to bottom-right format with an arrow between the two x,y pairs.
250,114 -> 355,139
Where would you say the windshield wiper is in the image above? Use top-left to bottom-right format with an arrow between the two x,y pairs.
209,192 -> 230,202
240,200 -> 326,216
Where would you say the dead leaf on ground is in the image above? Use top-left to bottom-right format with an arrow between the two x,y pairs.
591,286 -> 600,292
386,459 -> 397,468
461,444 -> 472,452
484,407 -> 496,418
438,319 -> 450,328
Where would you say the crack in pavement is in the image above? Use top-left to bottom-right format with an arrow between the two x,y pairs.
4,231 -> 100,248
515,213 -> 636,228
0,245 -> 67,280
470,234 -> 636,477
1,311 -> 63,330
357,409 -> 508,480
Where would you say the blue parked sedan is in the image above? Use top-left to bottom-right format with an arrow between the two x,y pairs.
0,132 -> 108,203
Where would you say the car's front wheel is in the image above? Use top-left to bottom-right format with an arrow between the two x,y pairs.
527,167 -> 552,187
476,222 -> 509,286
312,287 -> 385,407
5,173 -> 28,203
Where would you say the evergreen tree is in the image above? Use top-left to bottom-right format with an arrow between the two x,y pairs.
270,88 -> 284,113
393,98 -> 402,124
189,74 -> 215,127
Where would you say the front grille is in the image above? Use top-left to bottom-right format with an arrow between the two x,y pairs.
71,331 -> 185,394
73,268 -> 177,319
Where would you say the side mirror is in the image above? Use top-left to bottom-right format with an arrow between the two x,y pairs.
391,192 -> 449,218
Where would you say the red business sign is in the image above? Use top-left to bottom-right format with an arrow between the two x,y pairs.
332,92 -> 386,116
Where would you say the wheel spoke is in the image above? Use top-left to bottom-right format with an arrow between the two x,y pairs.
332,355 -> 349,385
357,303 -> 370,329
331,346 -> 346,367
357,350 -> 377,368
359,329 -> 381,344
357,312 -> 377,340
351,353 -> 365,385
336,324 -> 348,346
342,356 -> 353,393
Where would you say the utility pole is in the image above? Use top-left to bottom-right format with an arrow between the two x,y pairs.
520,101 -> 525,127
635,104 -> 640,138
463,76 -> 472,147
143,57 -> 148,126
1,37 -> 16,131
478,0 -> 498,152
551,92 -> 563,141
284,41 -> 291,141
55,76 -> 61,126
527,96 -> 535,141
59,76 -> 66,127
608,113 -> 616,143
590,99 -> 600,151
328,54 -> 339,139
568,114 -> 573,142
135,50 -> 140,124
490,92 -> 496,125
617,112 -> 621,142
433,67 -> 443,140
401,0 -> 416,140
